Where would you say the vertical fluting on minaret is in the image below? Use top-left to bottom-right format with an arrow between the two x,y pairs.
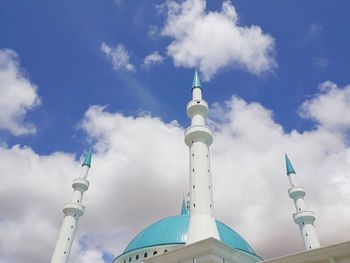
285,154 -> 320,251
50,149 -> 93,263
185,70 -> 220,244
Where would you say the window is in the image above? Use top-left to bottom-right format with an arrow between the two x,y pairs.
192,169 -> 195,172
164,250 -> 168,253
144,253 -> 148,258
136,255 -> 139,260
192,153 -> 194,157
64,251 -> 66,254
306,233 -> 308,236
153,251 -> 158,255
193,203 -> 196,207
129,257 -> 131,262
71,225 -> 73,229
193,185 -> 195,189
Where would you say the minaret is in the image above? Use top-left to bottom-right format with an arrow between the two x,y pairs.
181,196 -> 189,215
285,154 -> 320,251
185,70 -> 220,244
51,149 -> 93,263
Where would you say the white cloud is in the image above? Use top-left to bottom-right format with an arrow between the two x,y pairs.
312,57 -> 328,68
142,51 -> 164,70
0,49 -> 40,135
308,23 -> 323,38
77,249 -> 105,263
147,25 -> 160,39
100,42 -> 136,72
114,0 -> 124,7
161,0 -> 276,80
1,82 -> 350,262
300,81 -> 350,130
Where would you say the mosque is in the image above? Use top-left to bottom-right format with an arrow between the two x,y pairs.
50,71 -> 350,263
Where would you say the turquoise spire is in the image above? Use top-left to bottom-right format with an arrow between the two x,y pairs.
192,69 -> 202,89
181,197 -> 188,215
285,153 -> 295,175
82,148 -> 93,167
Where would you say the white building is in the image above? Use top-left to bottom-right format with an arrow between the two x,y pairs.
52,71 -> 350,263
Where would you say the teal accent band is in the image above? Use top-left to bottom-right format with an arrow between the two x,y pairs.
192,69 -> 202,89
82,148 -> 93,167
285,154 -> 295,175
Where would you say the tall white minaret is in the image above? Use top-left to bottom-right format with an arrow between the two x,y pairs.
51,149 -> 93,263
185,70 -> 220,244
285,154 -> 320,251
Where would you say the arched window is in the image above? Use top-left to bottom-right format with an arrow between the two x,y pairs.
153,251 -> 158,255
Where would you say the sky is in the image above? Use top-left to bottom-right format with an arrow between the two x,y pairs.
0,0 -> 350,262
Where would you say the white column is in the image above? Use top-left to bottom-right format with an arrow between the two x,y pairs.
285,156 -> 320,251
51,152 -> 92,263
185,81 -> 220,244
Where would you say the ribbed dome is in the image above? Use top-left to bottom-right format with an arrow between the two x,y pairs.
123,214 -> 257,257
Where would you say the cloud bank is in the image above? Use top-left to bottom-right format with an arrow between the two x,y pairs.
0,49 -> 41,135
1,82 -> 350,262
162,0 -> 276,80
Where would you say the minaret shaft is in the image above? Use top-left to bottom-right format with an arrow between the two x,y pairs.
51,151 -> 92,263
285,155 -> 320,251
185,72 -> 220,244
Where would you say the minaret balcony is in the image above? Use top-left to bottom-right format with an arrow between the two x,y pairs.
288,186 -> 306,199
185,125 -> 213,146
63,203 -> 85,217
293,210 -> 316,225
187,99 -> 209,118
72,178 -> 89,192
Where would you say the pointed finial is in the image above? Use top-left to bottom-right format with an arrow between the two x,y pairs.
181,195 -> 188,215
192,69 -> 202,89
82,148 -> 93,167
285,153 -> 295,175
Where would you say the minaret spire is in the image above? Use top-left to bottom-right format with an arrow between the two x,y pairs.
181,195 -> 188,215
284,154 -> 320,251
192,69 -> 202,89
185,70 -> 220,244
51,149 -> 93,263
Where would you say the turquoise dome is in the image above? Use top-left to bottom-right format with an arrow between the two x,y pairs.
123,214 -> 258,257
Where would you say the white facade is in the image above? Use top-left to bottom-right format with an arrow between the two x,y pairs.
185,78 -> 220,244
144,238 -> 350,263
50,154 -> 92,263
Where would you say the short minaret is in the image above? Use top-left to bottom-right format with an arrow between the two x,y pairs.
185,70 -> 220,244
285,154 -> 320,251
51,149 -> 93,263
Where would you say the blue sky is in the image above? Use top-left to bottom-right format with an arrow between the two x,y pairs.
1,0 -> 349,154
1,1 -> 350,262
